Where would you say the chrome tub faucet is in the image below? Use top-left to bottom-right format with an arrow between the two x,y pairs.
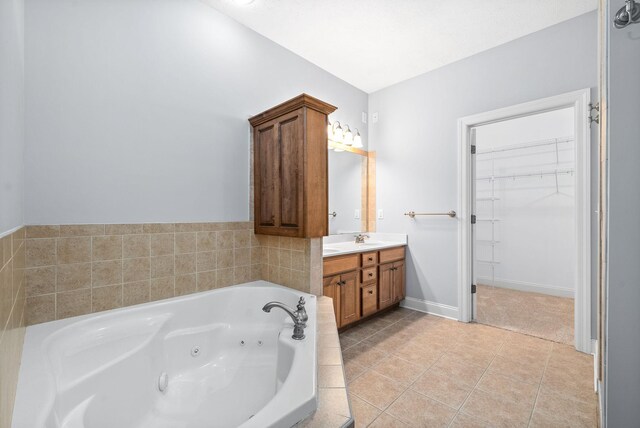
262,297 -> 308,340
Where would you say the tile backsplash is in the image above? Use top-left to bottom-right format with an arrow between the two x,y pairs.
0,227 -> 26,428
24,222 -> 319,325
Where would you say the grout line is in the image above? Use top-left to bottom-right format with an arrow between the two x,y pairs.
526,347 -> 553,427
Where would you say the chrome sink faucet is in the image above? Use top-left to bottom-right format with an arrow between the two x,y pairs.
262,297 -> 308,340
355,234 -> 370,244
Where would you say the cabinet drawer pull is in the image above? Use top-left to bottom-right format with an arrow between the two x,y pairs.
368,290 -> 374,294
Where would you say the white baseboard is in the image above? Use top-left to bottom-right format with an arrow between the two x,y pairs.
477,277 -> 574,298
400,297 -> 459,320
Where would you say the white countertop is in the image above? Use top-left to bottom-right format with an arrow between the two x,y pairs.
322,233 -> 407,258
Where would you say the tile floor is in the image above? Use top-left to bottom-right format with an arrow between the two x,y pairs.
476,284 -> 574,345
340,307 -> 597,427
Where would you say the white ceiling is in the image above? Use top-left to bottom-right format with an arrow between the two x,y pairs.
204,0 -> 597,93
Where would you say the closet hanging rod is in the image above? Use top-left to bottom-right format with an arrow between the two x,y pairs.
476,168 -> 574,181
404,210 -> 457,218
476,136 -> 574,155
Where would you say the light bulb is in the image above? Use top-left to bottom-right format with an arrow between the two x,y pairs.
334,123 -> 343,143
344,128 -> 353,146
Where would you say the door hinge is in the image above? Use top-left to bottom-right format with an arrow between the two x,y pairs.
589,102 -> 600,125
471,284 -> 477,294
470,144 -> 476,154
471,214 -> 476,224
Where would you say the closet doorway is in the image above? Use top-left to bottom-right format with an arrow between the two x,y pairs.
458,89 -> 592,353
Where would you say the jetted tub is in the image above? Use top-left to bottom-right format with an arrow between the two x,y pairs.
12,281 -> 317,428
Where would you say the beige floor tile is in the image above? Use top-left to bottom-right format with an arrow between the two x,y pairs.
343,342 -> 388,368
475,371 -> 539,407
339,335 -> 359,350
445,344 -> 497,369
372,355 -> 424,386
340,324 -> 378,342
460,389 -> 533,428
411,369 -> 472,409
349,370 -> 406,410
450,412 -> 493,428
391,342 -> 443,368
318,365 -> 345,388
386,389 -> 457,427
344,360 -> 368,384
362,332 -> 409,354
487,355 -> 545,384
531,389 -> 597,427
349,394 -> 382,428
368,412 -> 410,428
429,353 -> 487,388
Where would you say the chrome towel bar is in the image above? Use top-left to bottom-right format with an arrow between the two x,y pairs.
404,210 -> 457,218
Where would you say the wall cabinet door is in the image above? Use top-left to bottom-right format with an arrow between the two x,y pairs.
339,271 -> 359,327
392,260 -> 405,302
379,262 -> 394,310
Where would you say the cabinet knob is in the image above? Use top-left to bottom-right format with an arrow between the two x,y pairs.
368,257 -> 373,261
368,290 -> 374,294
368,272 -> 373,277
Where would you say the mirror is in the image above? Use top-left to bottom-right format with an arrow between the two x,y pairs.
328,149 -> 367,235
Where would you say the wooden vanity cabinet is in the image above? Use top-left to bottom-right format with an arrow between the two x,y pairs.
249,94 -> 337,238
324,246 -> 406,329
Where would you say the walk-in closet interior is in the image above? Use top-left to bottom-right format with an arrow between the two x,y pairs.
473,107 -> 576,345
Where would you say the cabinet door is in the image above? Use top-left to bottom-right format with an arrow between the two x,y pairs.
339,271 -> 360,327
278,109 -> 304,231
379,262 -> 394,310
254,121 -> 279,230
392,260 -> 405,303
323,275 -> 341,326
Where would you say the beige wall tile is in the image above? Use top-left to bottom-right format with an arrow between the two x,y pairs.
57,289 -> 91,319
123,280 -> 150,306
57,237 -> 91,265
92,284 -> 122,312
196,271 -> 216,291
217,250 -> 234,269
234,248 -> 250,266
175,253 -> 196,275
175,232 -> 196,254
279,249 -> 292,268
122,234 -> 150,259
143,223 -> 174,234
25,225 -> 60,238
122,258 -> 150,283
174,223 -> 205,233
216,231 -> 234,250
234,266 -> 251,283
150,277 -> 174,301
196,251 -> 216,272
25,294 -> 55,324
150,255 -> 174,278
150,233 -> 174,256
175,274 -> 196,296
217,268 -> 234,288
59,224 -> 105,237
56,263 -> 91,292
105,224 -> 144,235
25,266 -> 56,296
26,239 -> 56,267
234,230 -> 250,248
197,231 -> 217,252
92,260 -> 123,287
92,235 -> 122,261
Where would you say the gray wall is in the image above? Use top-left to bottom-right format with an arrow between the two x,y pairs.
605,0 -> 640,424
0,0 -> 25,235
24,0 -> 368,225
368,12 -> 598,325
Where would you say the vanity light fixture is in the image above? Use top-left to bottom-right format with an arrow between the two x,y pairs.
352,129 -> 363,148
343,125 -> 354,146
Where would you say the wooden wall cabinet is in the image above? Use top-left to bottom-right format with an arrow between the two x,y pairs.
323,246 -> 406,329
249,94 -> 337,238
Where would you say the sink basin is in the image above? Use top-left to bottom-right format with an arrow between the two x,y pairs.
323,248 -> 341,254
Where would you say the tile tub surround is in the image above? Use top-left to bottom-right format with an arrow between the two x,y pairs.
0,227 -> 26,428
296,296 -> 353,428
341,308 -> 597,427
24,222 -> 321,325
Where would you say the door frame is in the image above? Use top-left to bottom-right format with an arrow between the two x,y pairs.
457,88 -> 592,353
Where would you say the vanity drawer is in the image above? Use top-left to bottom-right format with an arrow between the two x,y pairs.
361,266 -> 377,283
379,246 -> 405,263
361,284 -> 378,317
323,254 -> 359,276
361,251 -> 378,267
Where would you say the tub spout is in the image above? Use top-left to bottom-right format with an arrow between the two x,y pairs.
262,297 -> 308,340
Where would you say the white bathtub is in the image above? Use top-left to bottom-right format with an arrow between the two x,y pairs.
13,281 -> 318,428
